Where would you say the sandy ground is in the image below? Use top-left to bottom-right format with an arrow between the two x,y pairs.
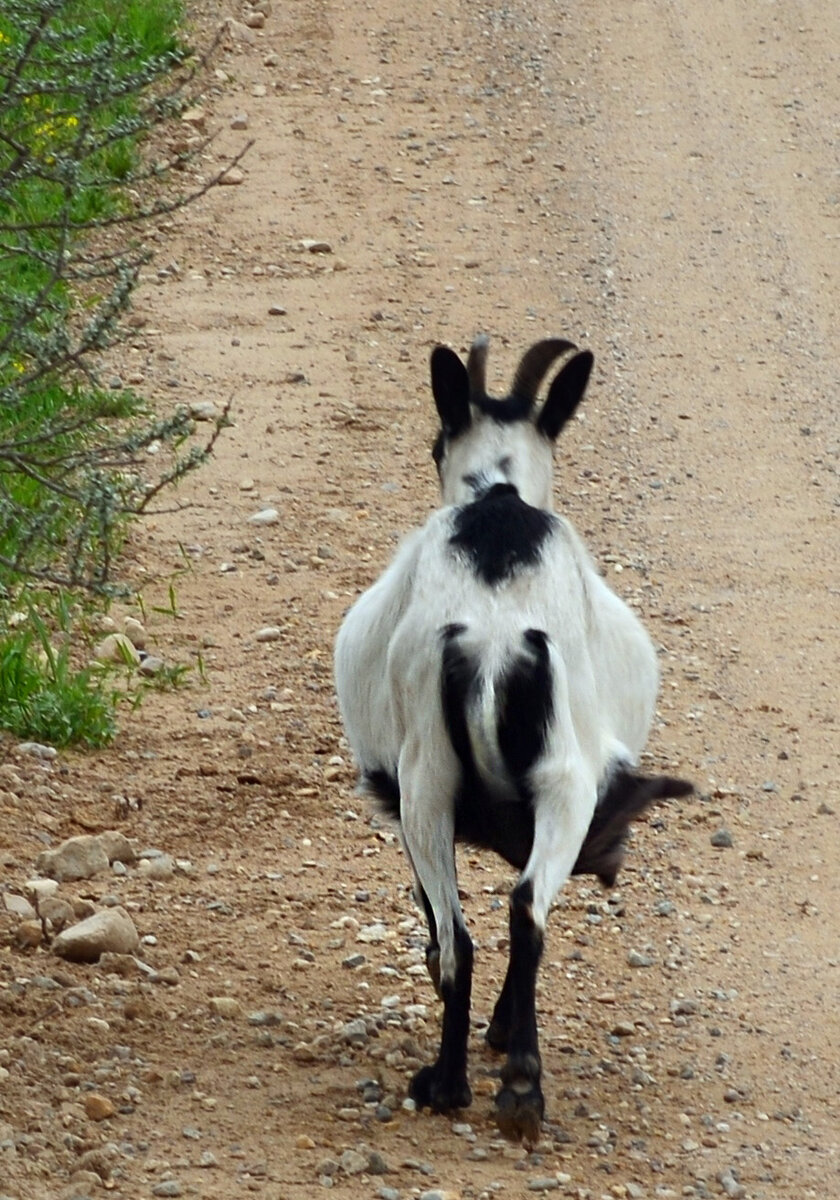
1,1 -> 838,1198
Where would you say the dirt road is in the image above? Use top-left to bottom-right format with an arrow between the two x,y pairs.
1,1 -> 837,1197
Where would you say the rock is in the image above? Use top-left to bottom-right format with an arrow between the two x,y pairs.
268,304 -> 287,315
15,919 -> 43,949
17,741 -> 58,760
248,507 -> 279,526
627,949 -> 654,967
300,238 -> 333,254
25,876 -> 59,900
231,113 -> 250,130
209,996 -> 241,1018
52,907 -> 140,962
122,618 -> 147,650
93,632 -> 141,666
151,1182 -> 183,1198
190,401 -> 220,421
3,893 -> 37,920
243,10 -> 265,28
255,626 -> 282,642
219,167 -> 245,186
225,17 -> 257,44
711,828 -> 733,848
181,106 -> 206,131
95,830 -> 137,865
84,1093 -> 115,1121
138,655 -> 166,677
38,896 -> 75,931
138,854 -> 175,881
36,835 -> 110,882
341,1018 -> 369,1045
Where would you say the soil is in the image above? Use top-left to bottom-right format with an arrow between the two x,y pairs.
1,1 -> 838,1198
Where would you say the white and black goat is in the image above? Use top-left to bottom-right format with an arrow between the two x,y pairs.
334,336 -> 692,1142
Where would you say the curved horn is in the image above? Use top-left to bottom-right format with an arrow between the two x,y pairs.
466,334 -> 490,400
510,337 -> 577,404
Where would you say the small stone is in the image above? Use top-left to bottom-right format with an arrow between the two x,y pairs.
122,617 -> 147,650
300,238 -> 333,254
15,919 -> 43,948
341,1018 -> 369,1045
38,896 -> 75,931
244,10 -> 265,27
138,854 -> 175,881
190,401 -> 220,421
710,828 -> 733,848
151,1182 -> 183,1198
181,106 -> 206,131
339,1149 -> 368,1176
3,893 -> 37,920
94,632 -> 141,666
231,113 -> 250,130
527,1180 -> 560,1192
96,830 -> 137,865
627,949 -> 653,968
25,877 -> 59,903
219,167 -> 244,186
670,997 -> 700,1016
248,507 -> 279,526
268,304 -> 287,315
53,907 -> 140,962
84,1093 -> 115,1121
611,1021 -> 637,1037
17,741 -> 58,760
209,996 -> 241,1018
36,835 -> 110,882
256,626 -> 282,642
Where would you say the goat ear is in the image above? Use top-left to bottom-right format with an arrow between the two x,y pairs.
431,345 -> 471,437
536,350 -> 594,441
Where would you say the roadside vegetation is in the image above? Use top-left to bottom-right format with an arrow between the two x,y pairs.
0,0 -> 223,746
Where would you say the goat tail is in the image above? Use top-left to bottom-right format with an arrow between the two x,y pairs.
441,624 -> 554,795
573,767 -> 694,887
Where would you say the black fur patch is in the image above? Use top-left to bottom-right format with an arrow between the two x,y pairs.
497,629 -> 554,780
572,767 -> 694,887
450,485 -> 555,585
472,392 -> 535,423
441,625 -> 543,871
363,767 -> 401,818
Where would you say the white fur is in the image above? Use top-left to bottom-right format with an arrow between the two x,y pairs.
334,340 -> 660,982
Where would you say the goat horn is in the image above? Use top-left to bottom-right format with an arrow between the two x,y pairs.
510,338 -> 577,403
467,334 -> 490,399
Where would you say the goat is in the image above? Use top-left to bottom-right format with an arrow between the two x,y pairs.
334,335 -> 692,1142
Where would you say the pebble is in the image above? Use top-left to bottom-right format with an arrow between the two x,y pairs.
256,626 -> 282,642
231,112 -> 250,129
710,828 -> 734,848
248,507 -> 279,526
219,167 -> 244,185
527,1180 -> 560,1193
189,401 -> 220,421
208,996 -> 241,1018
151,1183 -> 183,1198
16,741 -> 57,759
93,632 -> 141,666
300,238 -> 333,254
52,907 -> 140,962
3,892 -> 37,920
627,949 -> 654,967
83,1093 -> 115,1121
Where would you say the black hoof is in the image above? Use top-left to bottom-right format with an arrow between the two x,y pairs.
410,1064 -> 472,1113
494,1081 -> 544,1144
